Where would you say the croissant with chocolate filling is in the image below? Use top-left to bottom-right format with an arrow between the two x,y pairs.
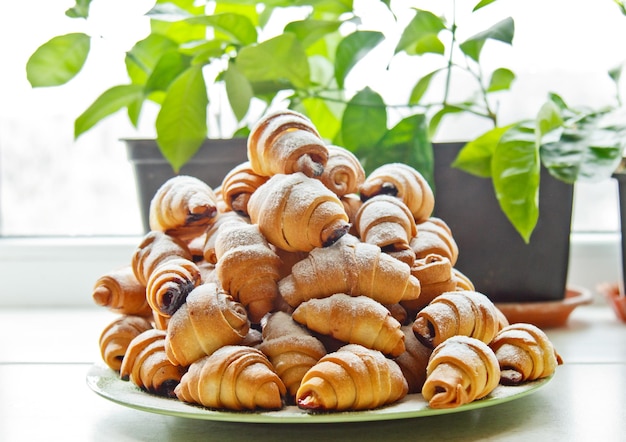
99,315 -> 153,371
279,234 -> 421,308
247,109 -> 329,178
318,145 -> 365,196
120,329 -> 187,398
401,254 -> 456,315
247,172 -> 350,252
132,231 -> 201,316
92,266 -> 151,317
220,161 -> 269,216
165,282 -> 250,366
175,345 -> 286,410
422,335 -> 500,409
359,163 -> 434,223
292,293 -> 406,357
410,217 -> 459,266
393,325 -> 433,394
148,175 -> 218,242
296,344 -> 408,411
489,323 -> 563,385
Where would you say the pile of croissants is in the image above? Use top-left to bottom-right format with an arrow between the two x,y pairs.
93,109 -> 562,412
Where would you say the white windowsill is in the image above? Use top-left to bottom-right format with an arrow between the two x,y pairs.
0,233 -> 621,307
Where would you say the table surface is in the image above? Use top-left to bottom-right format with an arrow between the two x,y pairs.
1,301 -> 625,442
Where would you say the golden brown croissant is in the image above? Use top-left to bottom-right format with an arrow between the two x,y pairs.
354,194 -> 417,266
247,172 -> 350,252
214,221 -> 282,323
296,344 -> 408,411
318,145 -> 365,196
340,193 -> 362,236
99,315 -> 153,371
132,231 -> 202,316
489,323 -> 563,385
119,329 -> 187,398
410,217 -> 459,266
202,211 -> 249,265
291,293 -> 406,357
394,325 -> 433,394
175,345 -> 286,410
412,291 -> 501,348
220,161 -> 269,215
247,109 -> 329,178
401,254 -> 456,314
422,335 -> 501,409
257,311 -> 327,400
278,234 -> 421,308
92,266 -> 151,317
165,282 -> 250,366
359,163 -> 434,223
148,175 -> 219,242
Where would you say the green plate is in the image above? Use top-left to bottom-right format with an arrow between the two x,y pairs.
86,362 -> 551,424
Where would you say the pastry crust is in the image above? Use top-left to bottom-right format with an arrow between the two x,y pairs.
220,161 -> 269,215
99,315 -> 153,372
410,217 -> 459,266
92,266 -> 151,317
318,145 -> 365,196
393,325 -> 433,394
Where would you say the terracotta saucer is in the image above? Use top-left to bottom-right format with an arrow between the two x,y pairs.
494,287 -> 593,329
598,283 -> 626,322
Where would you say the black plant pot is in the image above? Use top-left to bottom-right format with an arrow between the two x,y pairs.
432,142 -> 573,303
126,138 -> 249,232
614,173 -> 626,290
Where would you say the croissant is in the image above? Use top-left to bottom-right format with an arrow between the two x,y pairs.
92,266 -> 151,317
354,195 -> 417,266
220,161 -> 269,215
99,315 -> 153,371
175,345 -> 286,410
119,329 -> 187,398
296,344 -> 408,411
132,231 -> 202,316
489,323 -> 563,385
279,234 -> 421,307
318,145 -> 365,196
422,335 -> 501,409
165,282 -> 250,366
292,293 -> 406,357
247,109 -> 329,178
202,211 -> 249,265
257,311 -> 327,400
215,221 -> 282,323
148,175 -> 219,242
410,217 -> 459,266
401,254 -> 456,314
248,172 -> 350,252
412,291 -> 501,348
452,267 -> 475,291
359,163 -> 434,223
393,325 -> 433,394
340,193 -> 362,236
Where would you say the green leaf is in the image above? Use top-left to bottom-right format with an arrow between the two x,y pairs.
156,66 -> 208,172
609,63 -> 624,85
428,104 -> 465,138
452,125 -> 512,177
535,100 -> 564,143
149,1 -> 206,44
26,33 -> 91,87
224,63 -> 253,121
236,33 -> 310,89
125,34 -> 179,85
334,31 -> 384,88
487,68 -> 515,92
341,87 -> 387,155
299,96 -> 342,142
492,124 -> 540,242
145,51 -> 192,94
74,84 -> 145,137
395,10 -> 446,55
284,19 -> 342,49
473,0 -> 498,11
459,17 -> 514,62
185,13 -> 258,46
65,0 -> 92,18
409,69 -> 442,104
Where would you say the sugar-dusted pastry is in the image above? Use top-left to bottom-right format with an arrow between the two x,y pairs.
279,234 -> 421,308
489,323 -> 563,385
354,194 -> 417,266
292,293 -> 406,357
247,109 -> 329,178
401,254 -> 456,314
257,311 -> 327,400
120,329 -> 187,398
165,282 -> 250,366
220,161 -> 269,215
92,266 -> 151,317
394,325 -> 433,394
202,211 -> 249,265
148,175 -> 219,242
248,172 -> 350,252
99,315 -> 153,372
214,220 -> 282,323
340,193 -> 362,236
410,217 -> 459,266
318,145 -> 365,197
359,163 -> 434,223
132,231 -> 201,316
296,344 -> 408,411
452,267 -> 475,291
175,345 -> 286,410
412,291 -> 501,348
422,335 -> 501,409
